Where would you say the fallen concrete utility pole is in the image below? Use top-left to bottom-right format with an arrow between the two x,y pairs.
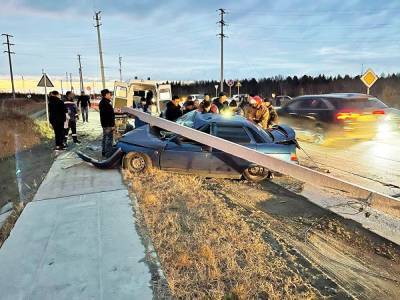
122,108 -> 400,218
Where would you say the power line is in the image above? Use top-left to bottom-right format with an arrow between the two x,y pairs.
2,33 -> 16,100
217,8 -> 228,92
94,11 -> 106,89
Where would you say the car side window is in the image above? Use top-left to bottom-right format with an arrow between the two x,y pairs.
246,127 -> 265,143
299,98 -> 327,109
286,99 -> 304,111
214,125 -> 252,144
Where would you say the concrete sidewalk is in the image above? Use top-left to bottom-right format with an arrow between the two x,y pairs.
0,111 -> 154,300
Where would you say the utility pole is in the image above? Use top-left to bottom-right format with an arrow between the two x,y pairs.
2,33 -> 16,100
21,75 -> 25,94
61,79 -> 64,95
78,54 -> 84,93
94,11 -> 106,89
119,54 -> 122,81
69,73 -> 73,92
217,9 -> 227,93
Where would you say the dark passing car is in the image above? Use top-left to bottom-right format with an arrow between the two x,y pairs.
116,111 -> 298,182
277,93 -> 392,143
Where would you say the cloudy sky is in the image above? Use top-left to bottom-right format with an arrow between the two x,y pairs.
1,0 -> 400,81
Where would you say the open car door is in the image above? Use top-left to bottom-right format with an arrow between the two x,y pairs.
157,84 -> 172,113
112,81 -> 130,110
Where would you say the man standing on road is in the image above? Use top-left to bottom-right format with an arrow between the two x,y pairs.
213,92 -> 229,113
245,96 -> 270,130
99,89 -> 115,158
165,95 -> 183,121
64,91 -> 81,144
77,91 -> 91,123
48,90 -> 67,151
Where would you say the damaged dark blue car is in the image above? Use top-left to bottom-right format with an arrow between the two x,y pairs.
78,111 -> 299,182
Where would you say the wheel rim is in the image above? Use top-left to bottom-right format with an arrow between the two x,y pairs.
248,166 -> 266,176
130,155 -> 146,171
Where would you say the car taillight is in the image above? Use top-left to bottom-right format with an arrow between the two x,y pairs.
290,152 -> 298,161
336,112 -> 360,120
373,110 -> 385,115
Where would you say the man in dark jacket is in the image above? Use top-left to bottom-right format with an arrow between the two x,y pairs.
165,95 -> 182,121
77,91 -> 91,122
64,91 -> 81,144
213,92 -> 229,113
99,89 -> 115,158
48,90 -> 67,150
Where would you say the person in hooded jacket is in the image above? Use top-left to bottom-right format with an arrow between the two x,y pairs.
63,91 -> 81,144
48,90 -> 67,150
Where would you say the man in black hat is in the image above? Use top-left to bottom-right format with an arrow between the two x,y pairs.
99,89 -> 115,158
213,92 -> 229,113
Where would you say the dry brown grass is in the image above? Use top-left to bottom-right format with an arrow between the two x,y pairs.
0,202 -> 24,248
126,169 -> 318,299
0,111 -> 42,158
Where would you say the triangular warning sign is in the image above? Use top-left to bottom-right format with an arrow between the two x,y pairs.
37,74 -> 54,87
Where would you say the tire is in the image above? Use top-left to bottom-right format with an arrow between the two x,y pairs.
122,152 -> 152,174
243,166 -> 270,182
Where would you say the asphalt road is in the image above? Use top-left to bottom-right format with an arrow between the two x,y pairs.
297,131 -> 400,199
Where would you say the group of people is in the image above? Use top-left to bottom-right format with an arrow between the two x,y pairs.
164,92 -> 278,130
48,90 -> 91,151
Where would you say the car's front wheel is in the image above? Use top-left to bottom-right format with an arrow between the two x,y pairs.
243,166 -> 271,182
122,152 -> 152,175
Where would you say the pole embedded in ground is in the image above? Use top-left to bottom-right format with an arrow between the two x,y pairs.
2,33 -> 16,100
94,11 -> 106,89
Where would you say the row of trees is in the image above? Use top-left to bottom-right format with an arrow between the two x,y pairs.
169,74 -> 400,108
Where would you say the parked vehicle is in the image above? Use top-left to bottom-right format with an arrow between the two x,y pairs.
117,111 -> 298,181
274,95 -> 292,107
189,94 -> 205,102
277,93 -> 392,143
112,80 -> 172,134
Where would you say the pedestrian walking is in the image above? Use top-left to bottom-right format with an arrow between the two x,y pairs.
48,91 -> 67,151
165,95 -> 183,121
99,89 -> 115,158
63,91 -> 81,144
77,91 -> 91,122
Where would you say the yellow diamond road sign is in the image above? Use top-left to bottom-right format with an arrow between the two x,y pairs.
361,68 -> 378,88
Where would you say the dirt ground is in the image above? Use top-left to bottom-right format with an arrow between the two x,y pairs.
127,169 -> 400,299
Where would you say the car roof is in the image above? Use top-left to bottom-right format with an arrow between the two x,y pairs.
194,113 -> 248,126
294,93 -> 371,100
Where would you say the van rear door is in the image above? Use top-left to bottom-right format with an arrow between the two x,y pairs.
112,81 -> 129,109
157,84 -> 172,112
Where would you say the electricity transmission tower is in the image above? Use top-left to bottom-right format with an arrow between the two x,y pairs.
94,11 -> 106,89
217,9 -> 227,93
2,33 -> 16,100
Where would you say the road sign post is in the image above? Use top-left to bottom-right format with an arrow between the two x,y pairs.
360,68 -> 378,95
214,84 -> 219,97
37,72 -> 54,126
235,81 -> 241,96
226,79 -> 234,97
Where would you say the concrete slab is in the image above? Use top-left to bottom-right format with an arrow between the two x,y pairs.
33,155 -> 125,201
0,188 -> 153,300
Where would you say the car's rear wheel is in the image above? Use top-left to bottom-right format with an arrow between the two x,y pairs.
243,166 -> 271,182
122,152 -> 152,174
